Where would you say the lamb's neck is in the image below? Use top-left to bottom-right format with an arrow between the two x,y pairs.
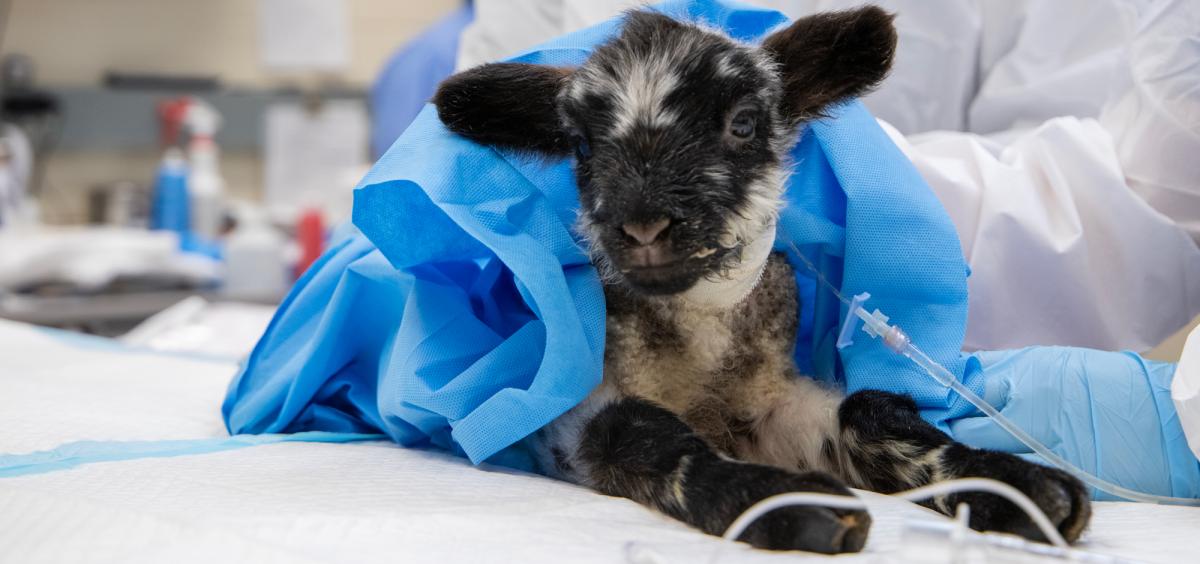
674,226 -> 775,312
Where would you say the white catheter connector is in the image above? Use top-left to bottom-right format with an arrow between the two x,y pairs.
856,304 -> 910,354
839,292 -> 954,387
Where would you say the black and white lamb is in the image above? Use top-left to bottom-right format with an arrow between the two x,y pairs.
433,6 -> 1091,554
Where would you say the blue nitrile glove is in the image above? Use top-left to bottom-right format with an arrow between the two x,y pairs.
949,346 -> 1200,501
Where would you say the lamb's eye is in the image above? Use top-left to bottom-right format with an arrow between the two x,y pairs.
572,133 -> 592,160
729,110 -> 756,139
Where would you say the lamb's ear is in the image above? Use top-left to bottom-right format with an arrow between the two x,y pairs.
761,6 -> 897,123
433,63 -> 572,155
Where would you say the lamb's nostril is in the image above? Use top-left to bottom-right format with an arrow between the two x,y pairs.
622,218 -> 671,245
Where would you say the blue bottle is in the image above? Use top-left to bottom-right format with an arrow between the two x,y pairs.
150,147 -> 190,235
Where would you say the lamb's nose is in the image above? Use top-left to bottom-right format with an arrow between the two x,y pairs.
622,218 -> 671,245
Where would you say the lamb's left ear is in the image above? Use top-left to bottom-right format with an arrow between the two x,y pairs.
433,63 -> 573,155
762,6 -> 897,123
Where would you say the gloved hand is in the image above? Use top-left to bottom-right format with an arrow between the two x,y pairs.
949,346 -> 1200,501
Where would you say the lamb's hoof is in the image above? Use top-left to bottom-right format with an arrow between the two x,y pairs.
1014,465 -> 1091,544
957,459 -> 1092,544
737,504 -> 871,553
734,471 -> 871,554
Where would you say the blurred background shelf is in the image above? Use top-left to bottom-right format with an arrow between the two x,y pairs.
0,290 -> 215,335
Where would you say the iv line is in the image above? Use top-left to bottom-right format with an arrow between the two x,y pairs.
787,242 -> 1200,507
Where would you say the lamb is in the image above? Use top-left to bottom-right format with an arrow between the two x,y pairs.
433,6 -> 1091,554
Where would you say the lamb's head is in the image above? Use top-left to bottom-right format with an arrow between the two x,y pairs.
435,7 -> 896,296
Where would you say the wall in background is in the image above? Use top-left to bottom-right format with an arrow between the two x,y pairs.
1148,318 -> 1195,363
1,0 -> 460,88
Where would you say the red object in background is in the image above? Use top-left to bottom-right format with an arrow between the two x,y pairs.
294,208 -> 326,279
157,98 -> 192,147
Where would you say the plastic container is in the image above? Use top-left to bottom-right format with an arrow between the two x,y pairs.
223,208 -> 289,301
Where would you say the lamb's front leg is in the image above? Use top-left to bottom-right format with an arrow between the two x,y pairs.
535,395 -> 872,553
837,391 -> 1092,543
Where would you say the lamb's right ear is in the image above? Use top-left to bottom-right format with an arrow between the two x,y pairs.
433,63 -> 572,155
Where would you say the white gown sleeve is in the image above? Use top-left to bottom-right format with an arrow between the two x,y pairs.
1098,0 -> 1200,243
882,117 -> 1200,352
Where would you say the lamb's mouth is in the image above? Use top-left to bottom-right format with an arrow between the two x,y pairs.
618,260 -> 702,295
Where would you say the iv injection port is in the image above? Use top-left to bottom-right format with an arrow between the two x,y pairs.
884,326 -> 910,354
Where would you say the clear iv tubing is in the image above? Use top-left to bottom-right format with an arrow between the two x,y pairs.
722,478 -> 1069,548
620,477 -> 1145,564
625,478 -> 1134,564
787,243 -> 1200,507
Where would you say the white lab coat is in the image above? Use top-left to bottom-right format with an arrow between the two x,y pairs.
456,0 -> 1200,355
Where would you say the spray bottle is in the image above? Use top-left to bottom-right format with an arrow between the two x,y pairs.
184,99 -> 226,240
149,147 -> 189,234
150,98 -> 191,235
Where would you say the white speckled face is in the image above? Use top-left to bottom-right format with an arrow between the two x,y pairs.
436,7 -> 899,297
559,12 -> 795,296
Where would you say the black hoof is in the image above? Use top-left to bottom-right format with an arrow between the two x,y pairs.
734,471 -> 871,554
1019,465 -> 1091,543
946,449 -> 1092,543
